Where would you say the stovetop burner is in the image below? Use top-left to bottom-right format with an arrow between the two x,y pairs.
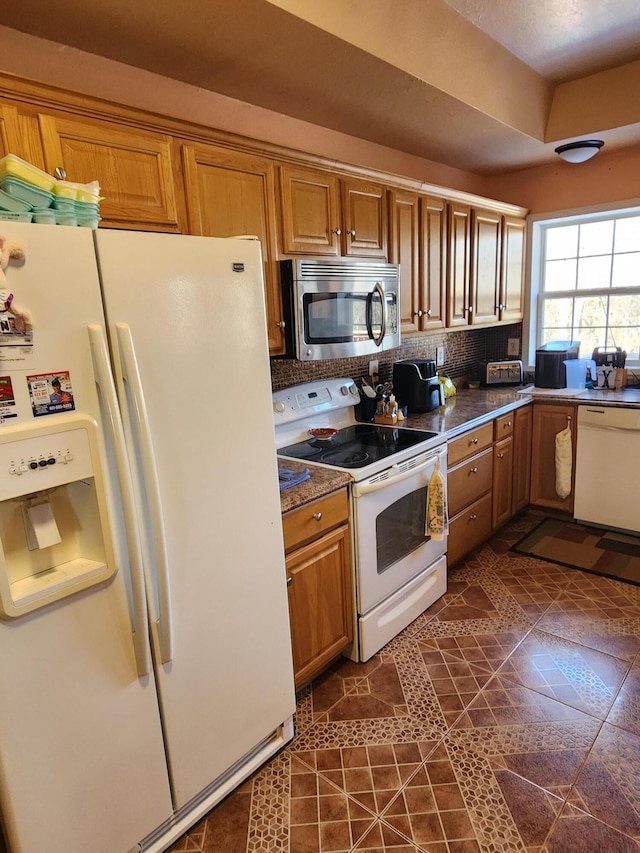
320,448 -> 370,467
277,423 -> 440,471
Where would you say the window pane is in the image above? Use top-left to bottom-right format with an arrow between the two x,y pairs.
546,225 -> 578,260
612,252 -> 640,288
544,258 -> 576,291
606,328 -> 639,361
579,221 -> 613,256
577,255 -> 611,289
608,292 -> 640,330
542,297 -> 574,335
614,216 -> 640,253
574,295 -> 608,356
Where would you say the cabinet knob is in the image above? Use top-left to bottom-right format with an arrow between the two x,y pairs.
415,309 -> 424,318
470,467 -> 478,474
346,228 -> 356,237
332,227 -> 342,236
287,576 -> 293,586
276,320 -> 286,329
53,166 -> 66,180
426,309 -> 432,317
505,420 -> 512,428
497,452 -> 504,459
469,514 -> 478,520
312,512 -> 323,521
470,438 -> 478,445
468,305 -> 473,314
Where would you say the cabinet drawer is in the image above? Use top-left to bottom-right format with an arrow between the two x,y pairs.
448,492 -> 493,566
494,412 -> 515,440
448,422 -> 494,467
448,447 -> 493,517
282,489 -> 349,552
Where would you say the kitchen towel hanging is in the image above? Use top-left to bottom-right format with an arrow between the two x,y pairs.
555,426 -> 572,499
426,457 -> 448,540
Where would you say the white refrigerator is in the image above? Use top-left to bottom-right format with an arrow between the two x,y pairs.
0,223 -> 295,853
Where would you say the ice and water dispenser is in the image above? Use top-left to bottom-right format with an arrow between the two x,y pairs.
0,414 -> 115,618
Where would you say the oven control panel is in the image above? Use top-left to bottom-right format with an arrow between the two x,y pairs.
273,379 -> 359,425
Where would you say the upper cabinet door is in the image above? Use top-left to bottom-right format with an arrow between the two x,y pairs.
0,105 -> 22,158
500,215 -> 526,323
389,190 -> 419,332
38,115 -> 181,232
341,179 -> 388,258
279,165 -> 341,255
446,203 -> 471,327
181,144 -> 285,355
471,208 -> 501,325
420,195 -> 446,331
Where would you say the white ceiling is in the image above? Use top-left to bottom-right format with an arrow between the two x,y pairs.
2,0 -> 640,176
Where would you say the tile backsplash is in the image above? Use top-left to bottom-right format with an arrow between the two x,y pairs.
270,323 -> 523,390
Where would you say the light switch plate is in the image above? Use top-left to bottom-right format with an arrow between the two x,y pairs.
436,346 -> 445,367
507,338 -> 520,356
369,359 -> 379,376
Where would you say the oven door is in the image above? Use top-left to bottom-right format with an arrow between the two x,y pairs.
352,445 -> 447,616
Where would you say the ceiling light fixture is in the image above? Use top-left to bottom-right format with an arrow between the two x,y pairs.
554,139 -> 604,163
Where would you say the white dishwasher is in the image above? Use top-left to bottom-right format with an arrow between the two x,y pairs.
574,405 -> 640,534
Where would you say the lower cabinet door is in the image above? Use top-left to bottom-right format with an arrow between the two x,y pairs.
448,492 -> 493,566
286,523 -> 353,687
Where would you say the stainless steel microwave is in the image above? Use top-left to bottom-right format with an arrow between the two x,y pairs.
278,258 -> 401,360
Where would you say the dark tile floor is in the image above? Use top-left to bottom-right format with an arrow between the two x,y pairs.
169,511 -> 640,852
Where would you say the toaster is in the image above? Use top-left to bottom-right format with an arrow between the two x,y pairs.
480,360 -> 523,386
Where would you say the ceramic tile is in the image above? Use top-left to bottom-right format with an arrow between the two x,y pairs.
498,628 -> 629,718
568,723 -> 640,839
607,657 -> 640,736
447,674 -> 601,797
544,802 -> 640,852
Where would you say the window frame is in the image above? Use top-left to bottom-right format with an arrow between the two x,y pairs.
525,199 -> 640,369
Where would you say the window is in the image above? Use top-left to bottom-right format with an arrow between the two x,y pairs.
528,205 -> 640,366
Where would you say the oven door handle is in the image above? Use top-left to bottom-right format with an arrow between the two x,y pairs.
366,282 -> 386,347
353,447 -> 446,496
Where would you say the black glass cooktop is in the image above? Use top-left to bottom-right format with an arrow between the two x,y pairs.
278,423 -> 439,469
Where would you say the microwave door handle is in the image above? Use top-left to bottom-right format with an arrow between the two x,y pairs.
366,282 -> 386,347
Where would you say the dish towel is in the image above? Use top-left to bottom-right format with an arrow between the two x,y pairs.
426,457 -> 449,540
278,467 -> 311,492
555,426 -> 572,499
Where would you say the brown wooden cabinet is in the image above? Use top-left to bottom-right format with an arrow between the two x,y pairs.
37,114 -> 182,232
512,404 -> 532,513
282,489 -> 353,688
279,165 -> 387,258
181,144 -> 285,354
499,215 -> 526,323
447,422 -> 494,564
446,202 -> 472,328
471,208 -> 501,325
530,403 -> 576,512
492,429 -> 514,528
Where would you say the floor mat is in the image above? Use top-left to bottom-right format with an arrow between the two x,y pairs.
511,517 -> 640,585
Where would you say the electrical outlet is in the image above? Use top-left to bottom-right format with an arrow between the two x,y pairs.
436,346 -> 445,367
507,338 -> 520,357
369,359 -> 379,376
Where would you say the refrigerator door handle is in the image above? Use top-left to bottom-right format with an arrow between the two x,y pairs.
87,324 -> 151,678
115,323 -> 174,664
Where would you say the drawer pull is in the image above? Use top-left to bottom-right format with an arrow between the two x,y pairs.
470,438 -> 478,445
469,514 -> 478,520
470,467 -> 478,474
504,420 -> 512,428
287,576 -> 293,586
312,512 -> 323,521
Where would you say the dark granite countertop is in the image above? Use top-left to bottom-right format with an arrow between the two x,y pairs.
403,387 -> 532,439
277,383 -> 640,514
278,459 -> 351,514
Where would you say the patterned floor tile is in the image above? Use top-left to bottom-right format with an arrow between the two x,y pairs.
352,820 -> 439,851
498,628 -> 629,718
447,674 -> 601,797
607,656 -> 640,736
536,587 -> 640,661
567,723 -> 640,839
543,802 -> 640,852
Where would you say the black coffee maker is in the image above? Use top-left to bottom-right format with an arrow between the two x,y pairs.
392,359 -> 441,413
